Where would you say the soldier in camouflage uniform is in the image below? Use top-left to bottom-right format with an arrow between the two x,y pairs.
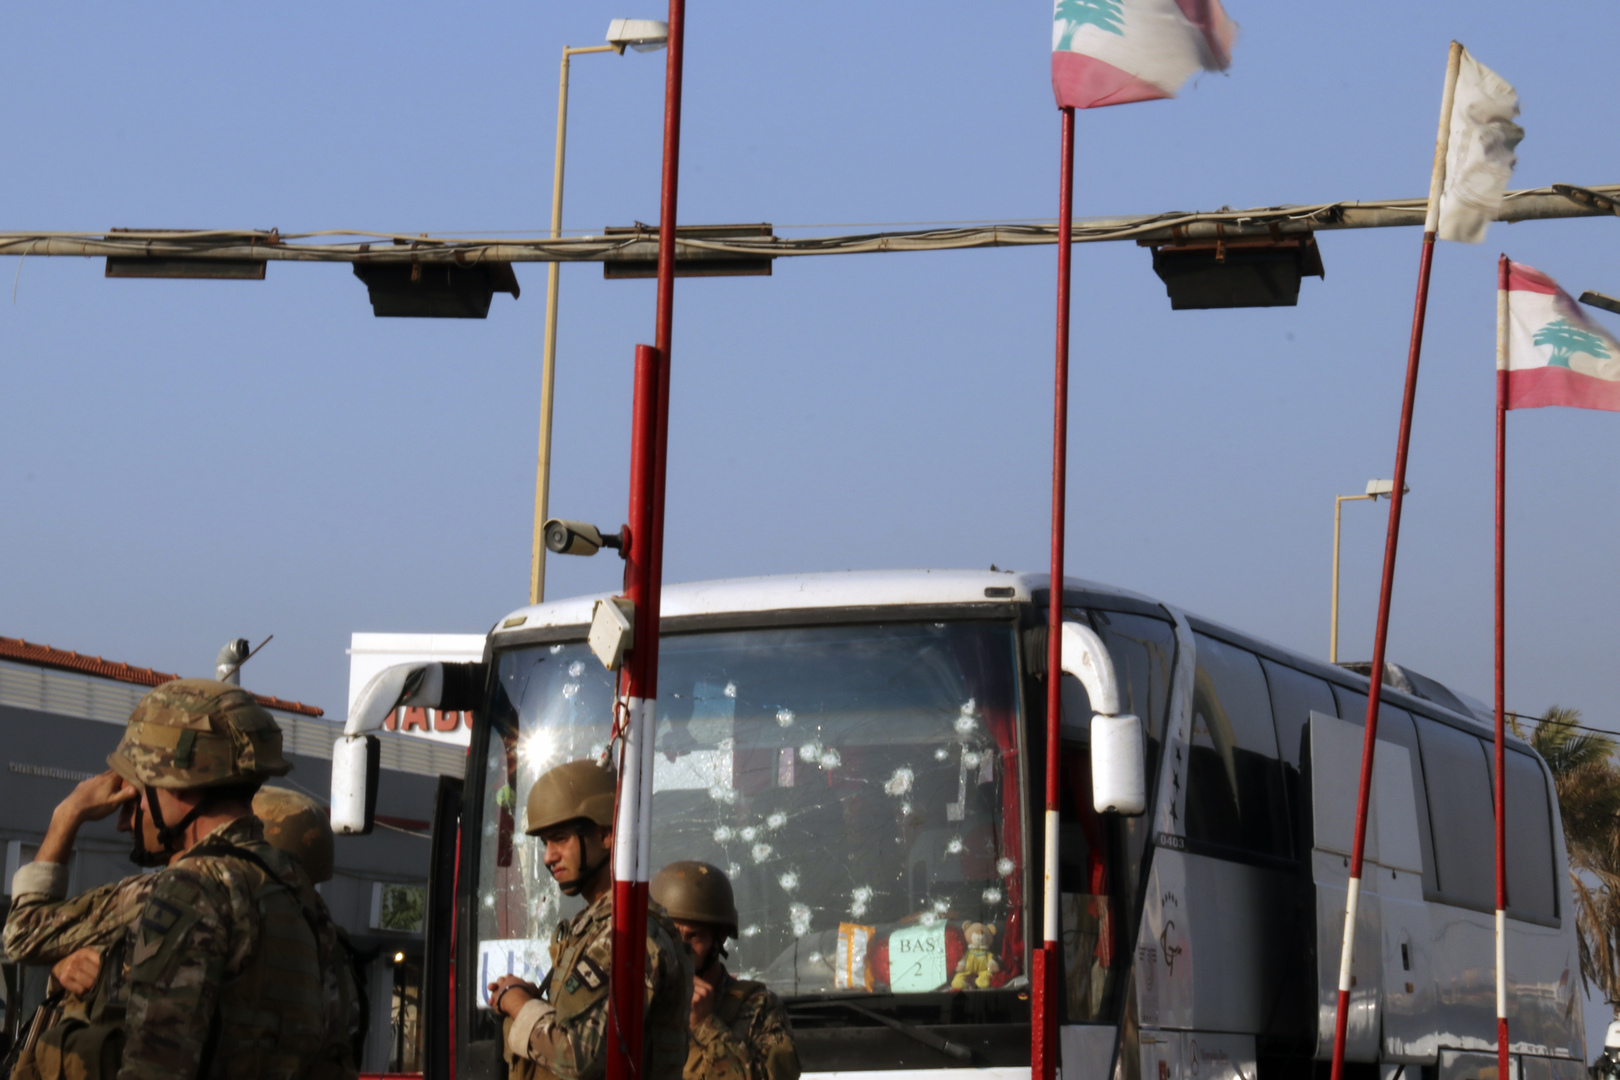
1,678 -> 356,1080
3,768 -> 153,1078
252,786 -> 368,1065
254,787 -> 336,885
486,759 -> 692,1080
651,862 -> 799,1080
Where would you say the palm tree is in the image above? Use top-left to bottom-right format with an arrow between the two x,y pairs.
1518,706 -> 1620,1007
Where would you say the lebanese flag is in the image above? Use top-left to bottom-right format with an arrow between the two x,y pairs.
1504,261 -> 1620,411
1052,0 -> 1237,110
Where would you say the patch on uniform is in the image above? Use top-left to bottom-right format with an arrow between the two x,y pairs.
139,896 -> 184,936
574,955 -> 606,991
132,934 -> 163,966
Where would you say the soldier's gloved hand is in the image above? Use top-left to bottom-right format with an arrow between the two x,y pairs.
487,975 -> 541,1018
54,770 -> 137,827
690,979 -> 717,1026
52,948 -> 102,996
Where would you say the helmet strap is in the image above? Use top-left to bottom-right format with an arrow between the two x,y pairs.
697,943 -> 727,978
558,822 -> 611,897
129,785 -> 216,866
126,798 -> 168,868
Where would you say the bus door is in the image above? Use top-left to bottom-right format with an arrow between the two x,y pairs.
1060,744 -> 1122,1022
1058,737 -> 1127,1080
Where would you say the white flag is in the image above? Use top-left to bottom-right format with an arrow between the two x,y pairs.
1438,49 -> 1522,244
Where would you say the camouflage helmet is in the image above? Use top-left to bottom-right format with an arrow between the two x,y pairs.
651,860 -> 739,940
254,786 -> 335,883
108,678 -> 292,790
525,759 -> 617,836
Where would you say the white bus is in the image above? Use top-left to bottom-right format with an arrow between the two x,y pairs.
339,569 -> 1583,1080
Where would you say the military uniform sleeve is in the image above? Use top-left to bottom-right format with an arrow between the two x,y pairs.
691,990 -> 800,1080
646,921 -> 693,1080
507,932 -> 612,1080
2,871 -> 153,966
116,869 -> 232,1080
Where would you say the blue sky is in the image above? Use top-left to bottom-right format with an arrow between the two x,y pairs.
4,0 -> 1620,1052
5,0 -> 1619,724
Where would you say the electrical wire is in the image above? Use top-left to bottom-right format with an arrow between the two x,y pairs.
1502,709 -> 1620,740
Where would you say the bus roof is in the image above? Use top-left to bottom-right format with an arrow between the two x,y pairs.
490,568 -> 1159,635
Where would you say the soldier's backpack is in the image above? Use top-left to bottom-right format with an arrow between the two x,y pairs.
179,839 -> 359,1080
7,942 -> 127,1080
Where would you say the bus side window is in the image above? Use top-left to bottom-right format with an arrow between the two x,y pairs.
1331,687 -> 1438,895
1413,716 -> 1495,909
1078,610 -> 1175,970
1260,661 -> 1336,861
1492,749 -> 1558,921
1083,611 -> 1177,746
1187,633 -> 1290,859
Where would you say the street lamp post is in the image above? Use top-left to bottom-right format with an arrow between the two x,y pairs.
1334,476 -> 1412,663
529,21 -> 668,607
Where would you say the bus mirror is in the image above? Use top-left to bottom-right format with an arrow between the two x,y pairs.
336,659 -> 484,835
1091,713 -> 1146,815
332,734 -> 381,835
344,660 -> 486,737
1059,623 -> 1120,716
346,662 -> 444,736
1059,621 -> 1144,815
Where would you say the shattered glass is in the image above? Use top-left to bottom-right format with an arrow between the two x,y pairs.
474,621 -> 1024,999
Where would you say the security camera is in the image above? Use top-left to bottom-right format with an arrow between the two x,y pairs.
543,519 -> 625,557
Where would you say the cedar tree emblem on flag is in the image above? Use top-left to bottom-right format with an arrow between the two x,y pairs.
1052,0 -> 1237,110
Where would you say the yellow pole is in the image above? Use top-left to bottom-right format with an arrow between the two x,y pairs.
1331,493 -> 1375,664
531,44 -> 617,606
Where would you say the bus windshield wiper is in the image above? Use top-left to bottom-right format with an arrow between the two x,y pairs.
788,998 -> 973,1063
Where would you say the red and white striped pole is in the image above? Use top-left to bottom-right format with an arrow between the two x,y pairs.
1494,253 -> 1511,1080
608,0 -> 685,1077
1327,40 -> 1462,1080
609,342 -> 661,1080
1035,102 -> 1076,1080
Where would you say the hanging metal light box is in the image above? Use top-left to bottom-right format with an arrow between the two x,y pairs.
352,259 -> 521,318
1143,229 -> 1325,310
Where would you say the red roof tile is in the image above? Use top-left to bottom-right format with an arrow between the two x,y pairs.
0,636 -> 325,718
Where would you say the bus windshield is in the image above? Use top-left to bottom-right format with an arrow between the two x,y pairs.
474,620 -> 1025,1002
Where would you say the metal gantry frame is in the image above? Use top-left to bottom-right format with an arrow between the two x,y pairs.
4,183 -> 1616,269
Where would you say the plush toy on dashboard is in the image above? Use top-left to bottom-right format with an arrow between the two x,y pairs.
951,921 -> 1000,989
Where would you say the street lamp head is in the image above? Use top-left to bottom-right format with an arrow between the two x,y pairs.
1579,290 -> 1620,316
606,18 -> 669,54
1365,478 -> 1409,499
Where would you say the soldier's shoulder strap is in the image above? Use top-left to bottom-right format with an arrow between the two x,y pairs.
181,837 -> 283,881
180,839 -> 324,939
715,978 -> 769,1029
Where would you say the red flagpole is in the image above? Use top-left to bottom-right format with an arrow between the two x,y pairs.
608,0 -> 684,1078
1327,40 -> 1463,1080
1494,253 -> 1511,1080
1035,102 -> 1075,1080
